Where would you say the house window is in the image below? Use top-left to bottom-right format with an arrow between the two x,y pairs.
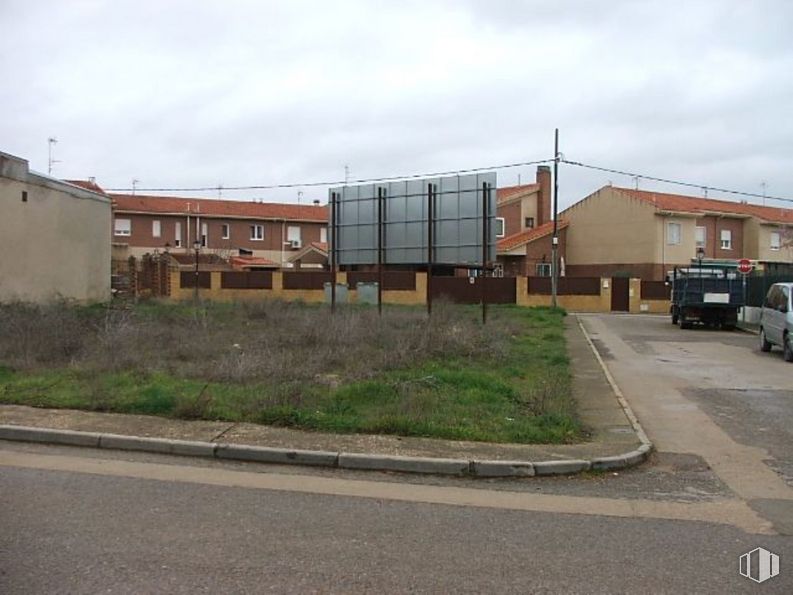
250,225 -> 264,241
152,220 -> 161,238
201,223 -> 208,247
22,191 -> 28,202
114,218 -> 131,236
535,263 -> 552,277
287,225 -> 302,248
695,226 -> 706,248
320,227 -> 327,243
770,231 -> 781,251
525,217 -> 535,229
720,229 -> 732,250
666,222 -> 681,245
495,217 -> 505,238
221,224 -> 230,240
175,221 -> 182,247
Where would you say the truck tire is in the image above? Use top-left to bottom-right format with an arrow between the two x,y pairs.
759,328 -> 772,352
784,333 -> 793,363
672,309 -> 679,325
678,312 -> 693,330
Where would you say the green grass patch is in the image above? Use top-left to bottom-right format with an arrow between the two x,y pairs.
0,302 -> 578,444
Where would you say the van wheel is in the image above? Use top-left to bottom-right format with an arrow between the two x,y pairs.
759,328 -> 772,352
784,334 -> 793,362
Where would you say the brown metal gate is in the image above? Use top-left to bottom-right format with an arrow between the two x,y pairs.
610,277 -> 630,311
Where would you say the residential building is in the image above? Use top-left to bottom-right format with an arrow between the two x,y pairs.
108,194 -> 328,267
561,186 -> 793,280
0,151 -> 111,303
495,165 -> 558,276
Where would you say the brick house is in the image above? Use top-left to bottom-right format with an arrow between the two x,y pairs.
495,165 -> 558,276
561,186 -> 793,280
108,193 -> 328,268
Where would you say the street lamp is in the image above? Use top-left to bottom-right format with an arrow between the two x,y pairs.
193,239 -> 201,303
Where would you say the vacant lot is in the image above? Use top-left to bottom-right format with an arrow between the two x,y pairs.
0,300 -> 578,443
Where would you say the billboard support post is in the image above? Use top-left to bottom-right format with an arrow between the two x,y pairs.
377,186 -> 384,315
482,181 -> 489,325
427,182 -> 434,316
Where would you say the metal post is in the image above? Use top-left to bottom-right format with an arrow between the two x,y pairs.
551,128 -> 560,308
330,191 -> 337,313
482,181 -> 489,325
193,242 -> 200,303
377,186 -> 384,315
427,183 -> 434,316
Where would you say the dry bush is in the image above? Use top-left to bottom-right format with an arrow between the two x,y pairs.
0,299 -> 512,385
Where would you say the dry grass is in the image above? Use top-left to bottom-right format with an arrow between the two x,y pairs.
0,299 -> 578,443
0,299 -> 514,385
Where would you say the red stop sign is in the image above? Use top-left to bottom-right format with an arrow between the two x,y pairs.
737,258 -> 753,274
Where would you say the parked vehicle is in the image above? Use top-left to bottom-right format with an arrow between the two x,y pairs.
759,282 -> 793,362
669,265 -> 744,330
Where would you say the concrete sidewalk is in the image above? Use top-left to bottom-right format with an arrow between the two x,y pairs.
0,315 -> 649,476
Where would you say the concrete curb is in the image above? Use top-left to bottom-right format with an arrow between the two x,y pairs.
0,315 -> 652,479
0,421 -> 649,478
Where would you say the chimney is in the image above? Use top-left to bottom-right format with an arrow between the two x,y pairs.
536,165 -> 552,225
313,199 -> 320,206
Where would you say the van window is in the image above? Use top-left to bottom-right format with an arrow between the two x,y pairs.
765,287 -> 780,309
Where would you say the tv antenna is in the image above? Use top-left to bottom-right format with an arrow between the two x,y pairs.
47,137 -> 61,175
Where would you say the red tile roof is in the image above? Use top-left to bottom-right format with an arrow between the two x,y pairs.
230,256 -> 280,269
65,179 -> 107,195
497,183 -> 540,203
615,188 -> 793,224
111,194 -> 328,222
497,219 -> 568,252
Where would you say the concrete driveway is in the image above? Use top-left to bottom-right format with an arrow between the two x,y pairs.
579,313 -> 793,533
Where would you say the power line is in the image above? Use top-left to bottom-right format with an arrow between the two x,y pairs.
562,159 -> 793,206
104,158 -> 553,193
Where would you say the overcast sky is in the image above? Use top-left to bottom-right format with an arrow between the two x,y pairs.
2,0 -> 792,210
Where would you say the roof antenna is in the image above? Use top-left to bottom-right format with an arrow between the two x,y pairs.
132,179 -> 139,196
47,137 -> 61,175
702,187 -> 708,198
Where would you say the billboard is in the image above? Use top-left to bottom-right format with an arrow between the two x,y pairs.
330,172 -> 496,266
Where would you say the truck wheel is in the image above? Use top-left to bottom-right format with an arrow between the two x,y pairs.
672,311 -> 679,325
784,334 -> 793,363
759,328 -> 772,352
678,314 -> 692,330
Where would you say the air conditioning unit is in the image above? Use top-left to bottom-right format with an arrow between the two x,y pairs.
289,239 -> 302,249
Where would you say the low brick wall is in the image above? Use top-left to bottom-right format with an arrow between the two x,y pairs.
167,270 -> 670,314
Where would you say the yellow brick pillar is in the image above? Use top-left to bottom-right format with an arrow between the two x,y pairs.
516,276 -> 528,307
629,278 -> 642,313
600,278 -> 612,312
415,272 -> 428,306
272,271 -> 284,298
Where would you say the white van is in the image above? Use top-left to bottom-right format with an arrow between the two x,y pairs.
759,282 -> 793,362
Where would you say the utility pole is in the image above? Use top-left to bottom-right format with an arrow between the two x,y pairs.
132,179 -> 139,195
344,165 -> 350,184
551,128 -> 560,308
761,181 -> 767,206
47,137 -> 60,175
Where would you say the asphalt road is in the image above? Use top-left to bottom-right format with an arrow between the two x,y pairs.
1,313 -> 792,593
0,444 -> 791,594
